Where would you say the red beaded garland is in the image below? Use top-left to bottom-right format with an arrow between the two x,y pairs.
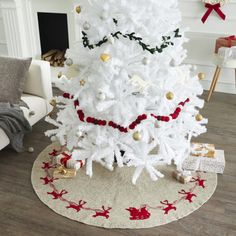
63,93 -> 190,133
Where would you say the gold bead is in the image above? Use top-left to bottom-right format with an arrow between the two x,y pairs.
80,79 -> 86,87
50,99 -> 57,107
195,114 -> 203,121
58,71 -> 63,79
133,131 -> 142,141
198,73 -> 205,80
166,91 -> 174,100
76,6 -> 81,14
100,53 -> 110,62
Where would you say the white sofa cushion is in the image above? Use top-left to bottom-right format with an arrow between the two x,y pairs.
21,93 -> 52,126
24,60 -> 52,100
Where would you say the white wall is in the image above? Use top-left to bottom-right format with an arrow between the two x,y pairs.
0,0 -> 235,93
30,0 -> 76,58
179,0 -> 236,94
0,8 -> 8,55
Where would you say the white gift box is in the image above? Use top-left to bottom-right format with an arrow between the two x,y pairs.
218,46 -> 236,60
182,150 -> 225,174
54,151 -> 85,171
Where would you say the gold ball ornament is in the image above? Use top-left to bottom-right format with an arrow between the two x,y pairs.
166,91 -> 174,100
80,79 -> 86,87
198,73 -> 205,80
133,131 -> 142,141
100,53 -> 111,62
195,114 -> 203,122
76,6 -> 81,14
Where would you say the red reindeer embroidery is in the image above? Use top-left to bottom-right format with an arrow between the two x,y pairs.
92,206 -> 112,219
160,200 -> 177,214
40,176 -> 58,185
191,177 -> 206,188
49,149 -> 59,157
178,190 -> 197,203
47,190 -> 68,199
126,207 -> 151,220
66,200 -> 87,212
42,162 -> 54,170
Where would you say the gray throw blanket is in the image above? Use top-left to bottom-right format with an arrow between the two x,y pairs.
0,103 -> 32,152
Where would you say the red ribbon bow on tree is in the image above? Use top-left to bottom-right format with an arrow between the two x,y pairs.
201,3 -> 226,23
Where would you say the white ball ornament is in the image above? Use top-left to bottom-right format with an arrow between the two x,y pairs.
83,21 -> 91,30
28,147 -> 34,153
97,91 -> 106,101
51,136 -> 57,142
108,36 -> 115,45
170,59 -> 178,67
77,131 -> 83,137
100,10 -> 109,20
142,57 -> 150,65
65,58 -> 73,66
155,121 -> 161,128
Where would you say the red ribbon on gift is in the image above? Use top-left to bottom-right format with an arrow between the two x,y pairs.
201,3 -> 226,24
223,35 -> 236,47
60,152 -> 72,167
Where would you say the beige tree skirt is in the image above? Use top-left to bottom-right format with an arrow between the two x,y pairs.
31,144 -> 217,229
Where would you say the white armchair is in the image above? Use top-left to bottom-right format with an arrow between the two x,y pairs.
0,60 -> 53,151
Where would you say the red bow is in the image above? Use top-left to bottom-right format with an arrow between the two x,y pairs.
60,152 -> 72,167
223,35 -> 236,47
201,3 -> 226,24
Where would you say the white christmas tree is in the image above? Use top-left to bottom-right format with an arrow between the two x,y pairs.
46,0 -> 207,184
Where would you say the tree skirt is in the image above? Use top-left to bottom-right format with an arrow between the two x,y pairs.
31,144 -> 217,229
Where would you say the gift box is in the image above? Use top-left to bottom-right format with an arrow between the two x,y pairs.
215,36 -> 236,54
53,165 -> 77,179
54,151 -> 85,171
172,170 -> 192,184
182,150 -> 225,174
191,143 -> 215,158
218,46 -> 236,60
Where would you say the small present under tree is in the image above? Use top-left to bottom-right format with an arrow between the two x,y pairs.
46,0 -> 207,184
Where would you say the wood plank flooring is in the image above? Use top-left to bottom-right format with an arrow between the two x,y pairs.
0,91 -> 236,236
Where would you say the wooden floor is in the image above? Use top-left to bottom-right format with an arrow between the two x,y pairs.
0,91 -> 236,236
